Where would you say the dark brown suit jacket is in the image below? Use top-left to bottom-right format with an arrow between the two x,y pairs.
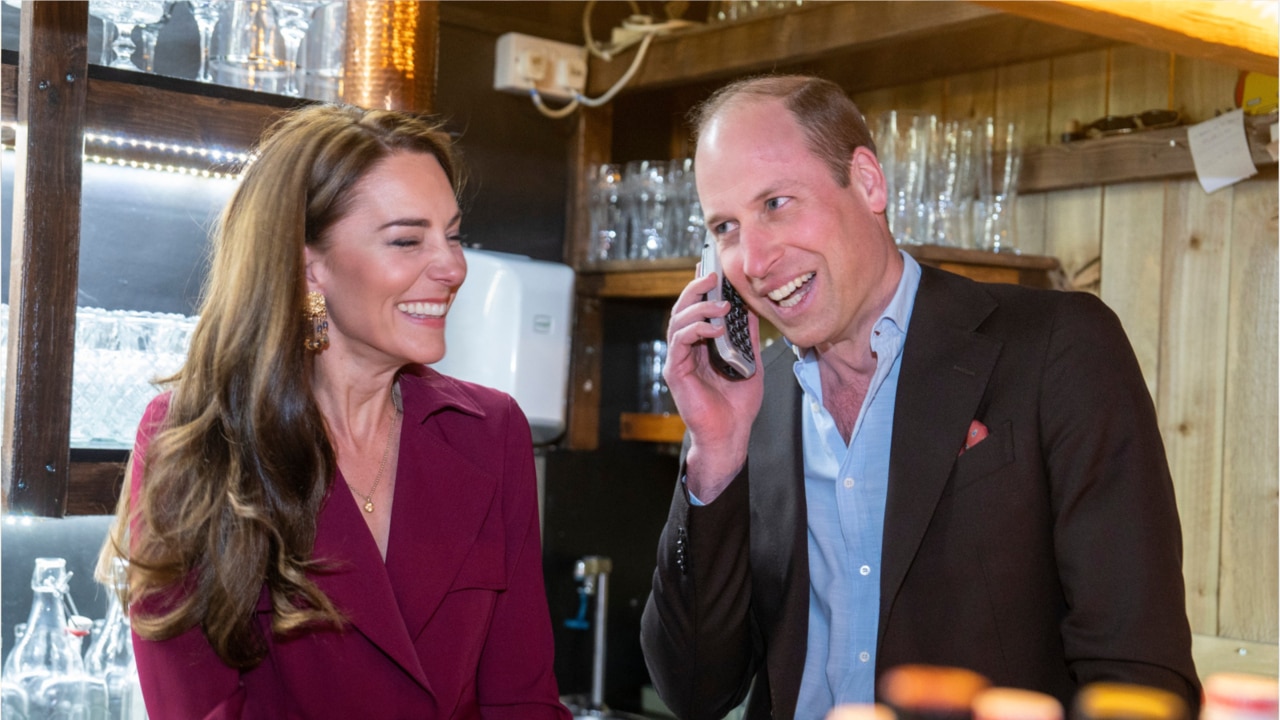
641,265 -> 1200,720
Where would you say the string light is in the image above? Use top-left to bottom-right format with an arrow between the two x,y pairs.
83,153 -> 241,180
2,125 -> 252,180
83,131 -> 252,165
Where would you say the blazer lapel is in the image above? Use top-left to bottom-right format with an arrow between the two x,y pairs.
383,372 -> 499,645
749,342 -> 806,609
383,411 -> 499,641
749,342 -> 810,714
311,474 -> 433,692
879,267 -> 1001,644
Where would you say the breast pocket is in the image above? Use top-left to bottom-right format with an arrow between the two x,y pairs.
947,419 -> 1015,495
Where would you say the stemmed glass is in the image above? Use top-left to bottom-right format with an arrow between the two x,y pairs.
90,0 -> 169,71
188,0 -> 222,83
270,0 -> 323,96
138,1 -> 175,74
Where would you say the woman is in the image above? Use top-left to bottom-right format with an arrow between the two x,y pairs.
101,104 -> 572,719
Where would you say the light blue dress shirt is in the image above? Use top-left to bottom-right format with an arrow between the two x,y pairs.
792,251 -> 921,719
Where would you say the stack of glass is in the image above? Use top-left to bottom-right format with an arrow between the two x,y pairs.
0,305 -> 198,450
875,111 -> 1022,253
586,158 -> 705,264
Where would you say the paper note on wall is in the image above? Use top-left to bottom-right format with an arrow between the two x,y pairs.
1186,109 -> 1257,194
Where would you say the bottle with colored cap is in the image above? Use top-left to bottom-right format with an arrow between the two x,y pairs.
828,703 -> 898,720
1202,672 -> 1278,720
1072,682 -> 1189,720
879,664 -> 992,720
973,687 -> 1064,720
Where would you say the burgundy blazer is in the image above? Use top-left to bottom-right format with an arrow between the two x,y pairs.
130,370 -> 571,720
642,266 -> 1200,720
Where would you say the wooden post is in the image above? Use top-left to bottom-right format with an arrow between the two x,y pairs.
4,1 -> 90,516
563,105 -> 612,451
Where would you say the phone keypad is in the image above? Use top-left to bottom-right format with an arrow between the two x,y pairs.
723,279 -> 755,363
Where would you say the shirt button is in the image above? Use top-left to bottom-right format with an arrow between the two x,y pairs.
843,477 -> 854,489
860,565 -> 871,576
810,402 -> 821,413
859,651 -> 870,662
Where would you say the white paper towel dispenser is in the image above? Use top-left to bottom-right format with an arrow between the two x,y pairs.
430,248 -> 575,444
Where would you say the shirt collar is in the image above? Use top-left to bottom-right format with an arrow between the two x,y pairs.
788,249 -> 922,361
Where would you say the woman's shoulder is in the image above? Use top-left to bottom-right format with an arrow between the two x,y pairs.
399,366 -> 522,420
137,391 -> 175,440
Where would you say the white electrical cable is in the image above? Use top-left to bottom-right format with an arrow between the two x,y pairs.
530,31 -> 655,119
583,0 -> 642,61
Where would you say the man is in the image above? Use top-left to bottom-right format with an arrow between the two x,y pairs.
639,75 -> 1199,720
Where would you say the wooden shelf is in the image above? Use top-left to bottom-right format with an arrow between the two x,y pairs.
2,58 -> 304,159
620,413 -> 687,444
576,246 -> 1064,298
1018,116 -> 1277,193
589,1 -> 1275,97
587,2 -> 1115,97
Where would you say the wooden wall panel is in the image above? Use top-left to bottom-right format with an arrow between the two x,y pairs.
1099,46 -> 1171,396
1044,50 -> 1107,287
1157,179 -> 1234,635
1172,55 -> 1241,124
943,69 -> 997,121
1218,177 -> 1279,643
893,78 -> 946,117
996,59 -> 1052,256
852,86 -> 896,125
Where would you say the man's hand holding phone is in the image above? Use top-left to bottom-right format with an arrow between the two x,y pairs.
663,234 -> 765,503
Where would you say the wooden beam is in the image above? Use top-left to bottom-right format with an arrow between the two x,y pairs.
973,1 -> 1278,76
4,1 -> 90,517
587,1 -> 1115,96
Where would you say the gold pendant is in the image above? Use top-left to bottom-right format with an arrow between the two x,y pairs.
363,500 -> 375,513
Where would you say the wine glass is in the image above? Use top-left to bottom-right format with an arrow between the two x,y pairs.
188,0 -> 222,83
138,1 -> 175,74
270,0 -> 323,97
90,0 -> 169,71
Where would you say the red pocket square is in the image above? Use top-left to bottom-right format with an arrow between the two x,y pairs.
959,419 -> 989,456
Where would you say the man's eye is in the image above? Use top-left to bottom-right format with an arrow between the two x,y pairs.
765,197 -> 789,211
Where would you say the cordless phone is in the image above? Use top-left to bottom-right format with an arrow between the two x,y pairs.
699,232 -> 756,380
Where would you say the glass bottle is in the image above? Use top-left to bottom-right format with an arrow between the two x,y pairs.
1072,682 -> 1189,720
1202,673 -> 1278,720
84,559 -> 145,720
879,664 -> 991,720
8,557 -> 108,720
972,687 -> 1063,720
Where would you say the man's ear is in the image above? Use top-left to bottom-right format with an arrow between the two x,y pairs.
850,146 -> 888,214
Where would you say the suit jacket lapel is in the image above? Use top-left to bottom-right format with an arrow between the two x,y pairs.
750,342 -> 806,610
878,267 -> 1001,645
749,342 -> 809,714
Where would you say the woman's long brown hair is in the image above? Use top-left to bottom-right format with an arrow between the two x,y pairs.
100,104 -> 462,669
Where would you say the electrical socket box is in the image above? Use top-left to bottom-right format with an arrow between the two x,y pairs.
493,32 -> 587,102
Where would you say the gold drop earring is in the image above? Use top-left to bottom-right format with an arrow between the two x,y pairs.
304,291 -> 329,352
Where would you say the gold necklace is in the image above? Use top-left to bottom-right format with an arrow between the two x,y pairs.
349,409 -> 401,513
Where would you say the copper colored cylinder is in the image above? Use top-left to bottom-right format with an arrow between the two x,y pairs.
341,0 -> 438,112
